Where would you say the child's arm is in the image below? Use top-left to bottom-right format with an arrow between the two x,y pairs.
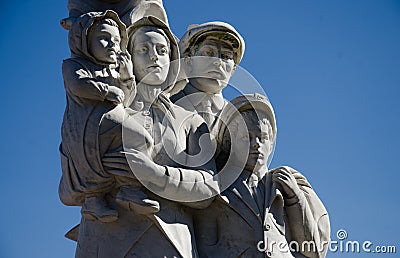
62,59 -> 124,104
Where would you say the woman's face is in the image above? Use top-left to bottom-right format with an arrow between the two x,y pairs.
131,30 -> 170,86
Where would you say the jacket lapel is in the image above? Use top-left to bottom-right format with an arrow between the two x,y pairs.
152,215 -> 191,258
221,180 -> 263,225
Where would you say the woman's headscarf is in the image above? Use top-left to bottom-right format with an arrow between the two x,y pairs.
127,16 -> 182,95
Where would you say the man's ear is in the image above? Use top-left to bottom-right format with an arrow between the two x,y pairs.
267,140 -> 274,158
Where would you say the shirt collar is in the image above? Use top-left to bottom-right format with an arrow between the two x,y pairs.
183,83 -> 226,111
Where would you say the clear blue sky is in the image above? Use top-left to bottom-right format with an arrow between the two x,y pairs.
0,0 -> 399,257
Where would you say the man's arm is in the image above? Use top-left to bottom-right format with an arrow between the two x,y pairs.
271,166 -> 330,258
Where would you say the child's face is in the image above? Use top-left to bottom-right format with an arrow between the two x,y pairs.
245,118 -> 272,171
89,22 -> 121,64
231,111 -> 272,172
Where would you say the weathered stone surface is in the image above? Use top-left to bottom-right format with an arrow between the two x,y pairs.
58,2 -> 330,257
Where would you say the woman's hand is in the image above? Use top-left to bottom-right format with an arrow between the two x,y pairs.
124,149 -> 167,187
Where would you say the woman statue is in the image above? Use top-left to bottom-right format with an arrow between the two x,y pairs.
75,16 -> 219,258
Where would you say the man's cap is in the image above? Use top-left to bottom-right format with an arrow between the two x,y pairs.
179,21 -> 245,65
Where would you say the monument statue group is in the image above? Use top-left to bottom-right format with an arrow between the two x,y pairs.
58,1 -> 330,257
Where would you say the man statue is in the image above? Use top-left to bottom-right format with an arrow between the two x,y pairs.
171,21 -> 245,140
193,94 -> 330,258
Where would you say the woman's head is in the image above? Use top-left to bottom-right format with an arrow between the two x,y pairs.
129,26 -> 171,85
127,17 -> 180,92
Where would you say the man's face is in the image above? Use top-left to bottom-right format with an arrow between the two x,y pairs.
187,37 -> 235,94
131,30 -> 170,86
230,112 -> 272,172
89,22 -> 122,64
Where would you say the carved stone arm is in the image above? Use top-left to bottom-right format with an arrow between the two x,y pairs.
62,59 -> 109,101
285,184 -> 330,258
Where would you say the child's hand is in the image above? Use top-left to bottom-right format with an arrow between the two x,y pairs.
118,52 -> 134,81
271,166 -> 302,200
106,86 -> 125,104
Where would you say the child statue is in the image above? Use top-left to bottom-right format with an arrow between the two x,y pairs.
59,10 -> 157,223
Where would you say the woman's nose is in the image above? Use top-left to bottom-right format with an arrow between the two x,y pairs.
149,47 -> 159,61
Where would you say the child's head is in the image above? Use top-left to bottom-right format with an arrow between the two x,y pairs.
68,10 -> 128,64
88,18 -> 122,64
234,109 -> 274,171
220,94 -> 276,172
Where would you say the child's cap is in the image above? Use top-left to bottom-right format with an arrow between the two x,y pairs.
217,93 -> 277,146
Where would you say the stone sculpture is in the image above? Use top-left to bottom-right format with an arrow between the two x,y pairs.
61,0 -> 168,30
171,22 -> 245,139
193,94 -> 330,258
59,10 -> 137,223
58,1 -> 330,257
67,16 -> 219,258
